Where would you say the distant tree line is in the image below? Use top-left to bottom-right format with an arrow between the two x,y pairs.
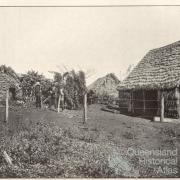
0,65 -> 87,109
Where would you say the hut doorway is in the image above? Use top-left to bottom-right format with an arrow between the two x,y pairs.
9,87 -> 16,100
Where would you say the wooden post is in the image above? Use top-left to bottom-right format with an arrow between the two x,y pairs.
143,90 -> 145,114
40,96 -> 43,109
160,91 -> 164,122
157,90 -> 161,116
61,93 -> 64,110
131,91 -> 134,114
83,93 -> 87,123
128,90 -> 132,112
118,91 -> 121,113
5,89 -> 9,122
175,87 -> 180,119
57,95 -> 61,113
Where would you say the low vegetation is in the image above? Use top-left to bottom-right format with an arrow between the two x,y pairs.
0,104 -> 180,178
0,120 -> 133,178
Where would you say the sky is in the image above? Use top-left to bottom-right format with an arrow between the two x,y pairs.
1,5 -> 180,85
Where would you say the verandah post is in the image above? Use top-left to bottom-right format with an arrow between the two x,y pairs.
160,90 -> 164,122
128,90 -> 132,112
157,90 -> 161,116
118,90 -> 121,112
142,90 -> 145,114
131,90 -> 134,114
175,86 -> 180,119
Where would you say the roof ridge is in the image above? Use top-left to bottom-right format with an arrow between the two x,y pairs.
150,40 -> 180,52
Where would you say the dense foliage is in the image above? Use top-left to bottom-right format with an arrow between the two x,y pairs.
0,65 -> 87,109
20,70 -> 52,99
53,70 -> 87,109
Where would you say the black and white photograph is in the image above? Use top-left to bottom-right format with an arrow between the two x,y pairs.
0,0 -> 180,178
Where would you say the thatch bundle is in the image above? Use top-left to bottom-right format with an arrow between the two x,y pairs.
117,41 -> 180,90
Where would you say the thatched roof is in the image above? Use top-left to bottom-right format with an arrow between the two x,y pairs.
117,41 -> 180,90
88,73 -> 120,98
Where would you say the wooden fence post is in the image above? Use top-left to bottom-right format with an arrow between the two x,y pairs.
5,89 -> 9,122
160,91 -> 164,122
57,95 -> 61,113
83,93 -> 87,123
40,96 -> 43,109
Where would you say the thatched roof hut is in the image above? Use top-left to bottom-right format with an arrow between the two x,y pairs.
0,73 -> 20,100
117,41 -> 180,120
117,41 -> 180,91
88,73 -> 120,98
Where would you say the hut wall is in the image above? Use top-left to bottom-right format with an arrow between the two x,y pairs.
119,90 -> 131,113
164,88 -> 178,118
119,89 -> 159,117
129,89 -> 158,117
119,88 -> 180,119
144,90 -> 158,117
133,90 -> 144,115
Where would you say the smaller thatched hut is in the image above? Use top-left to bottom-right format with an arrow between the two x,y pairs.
0,73 -> 20,101
117,41 -> 180,120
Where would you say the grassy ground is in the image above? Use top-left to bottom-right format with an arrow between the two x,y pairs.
0,104 -> 180,177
